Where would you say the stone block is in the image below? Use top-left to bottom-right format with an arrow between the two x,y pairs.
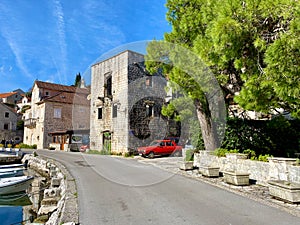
44,188 -> 61,198
38,205 -> 58,216
179,161 -> 194,170
223,171 -> 250,186
268,180 -> 300,203
50,170 -> 57,178
51,177 -> 62,187
199,166 -> 220,177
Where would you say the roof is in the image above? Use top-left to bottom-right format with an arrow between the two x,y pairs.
34,80 -> 89,94
92,49 -> 144,67
0,92 -> 18,98
37,91 -> 90,106
0,103 -> 18,115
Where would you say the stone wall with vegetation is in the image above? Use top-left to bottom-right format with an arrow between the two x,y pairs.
194,151 -> 300,186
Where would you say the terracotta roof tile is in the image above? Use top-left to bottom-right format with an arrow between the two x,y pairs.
0,92 -> 18,98
35,80 -> 89,94
38,92 -> 90,106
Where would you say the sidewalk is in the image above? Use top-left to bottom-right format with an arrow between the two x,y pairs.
135,156 -> 300,218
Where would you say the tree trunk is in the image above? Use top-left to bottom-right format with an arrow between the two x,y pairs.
194,99 -> 219,151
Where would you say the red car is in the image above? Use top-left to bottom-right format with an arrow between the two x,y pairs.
137,140 -> 182,158
80,144 -> 89,152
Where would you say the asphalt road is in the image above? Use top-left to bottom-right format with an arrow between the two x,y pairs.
37,150 -> 300,225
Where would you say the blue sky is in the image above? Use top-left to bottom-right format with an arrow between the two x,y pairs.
0,0 -> 171,93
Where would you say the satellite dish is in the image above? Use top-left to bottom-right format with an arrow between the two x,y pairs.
87,94 -> 91,100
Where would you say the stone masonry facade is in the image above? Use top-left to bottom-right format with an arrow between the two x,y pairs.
90,50 -> 179,153
24,81 -> 90,149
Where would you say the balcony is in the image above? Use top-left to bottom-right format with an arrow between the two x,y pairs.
24,118 -> 37,128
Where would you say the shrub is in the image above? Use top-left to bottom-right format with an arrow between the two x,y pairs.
256,154 -> 272,162
214,148 -> 238,157
220,117 -> 300,157
242,149 -> 256,159
19,143 -> 37,149
185,149 -> 194,161
86,150 -> 102,155
124,152 -> 133,157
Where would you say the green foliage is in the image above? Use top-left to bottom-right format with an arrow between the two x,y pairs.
214,148 -> 272,161
124,152 -> 133,158
243,149 -> 256,159
185,149 -> 194,161
163,0 -> 300,118
17,120 -> 24,130
86,150 -> 106,155
214,148 -> 239,157
256,154 -> 272,162
220,117 -> 299,157
74,73 -> 81,87
190,119 -> 205,150
21,105 -> 31,113
19,143 -> 37,149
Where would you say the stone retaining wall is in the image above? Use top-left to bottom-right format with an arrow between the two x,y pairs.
194,151 -> 300,186
22,154 -> 78,225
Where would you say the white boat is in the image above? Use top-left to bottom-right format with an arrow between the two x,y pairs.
0,176 -> 34,195
0,168 -> 24,178
0,163 -> 26,169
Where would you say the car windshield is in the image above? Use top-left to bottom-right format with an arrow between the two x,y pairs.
149,141 -> 161,146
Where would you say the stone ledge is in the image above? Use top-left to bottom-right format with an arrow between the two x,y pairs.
23,154 -> 79,225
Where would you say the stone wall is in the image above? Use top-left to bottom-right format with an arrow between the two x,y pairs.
90,50 -> 180,153
194,151 -> 300,186
0,130 -> 23,144
90,51 -> 133,152
0,103 -> 18,131
22,154 -> 78,225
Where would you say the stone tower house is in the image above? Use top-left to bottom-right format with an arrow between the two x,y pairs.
90,50 -> 180,154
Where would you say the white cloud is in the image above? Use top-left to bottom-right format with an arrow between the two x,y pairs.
0,3 -> 34,79
52,0 -> 67,84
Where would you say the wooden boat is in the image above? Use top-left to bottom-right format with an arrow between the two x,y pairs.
0,168 -> 24,178
0,176 -> 34,195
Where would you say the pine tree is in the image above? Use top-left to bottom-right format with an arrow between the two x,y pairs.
74,73 -> 81,87
146,0 -> 300,150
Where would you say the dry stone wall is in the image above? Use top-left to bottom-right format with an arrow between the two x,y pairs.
194,151 -> 300,185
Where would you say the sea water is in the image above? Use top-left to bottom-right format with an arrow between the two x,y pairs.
0,206 -> 22,225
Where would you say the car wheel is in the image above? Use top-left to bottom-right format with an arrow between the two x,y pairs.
148,152 -> 154,159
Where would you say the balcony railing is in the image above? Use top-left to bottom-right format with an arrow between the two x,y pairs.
24,118 -> 37,128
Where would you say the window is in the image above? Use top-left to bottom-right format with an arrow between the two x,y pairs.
104,74 -> 112,97
3,124 -> 8,130
112,105 -> 117,118
154,105 -> 160,117
98,108 -> 103,119
146,105 -> 153,117
45,91 -> 49,96
54,108 -> 61,118
4,112 -> 9,118
146,76 -> 152,87
166,141 -> 173,146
